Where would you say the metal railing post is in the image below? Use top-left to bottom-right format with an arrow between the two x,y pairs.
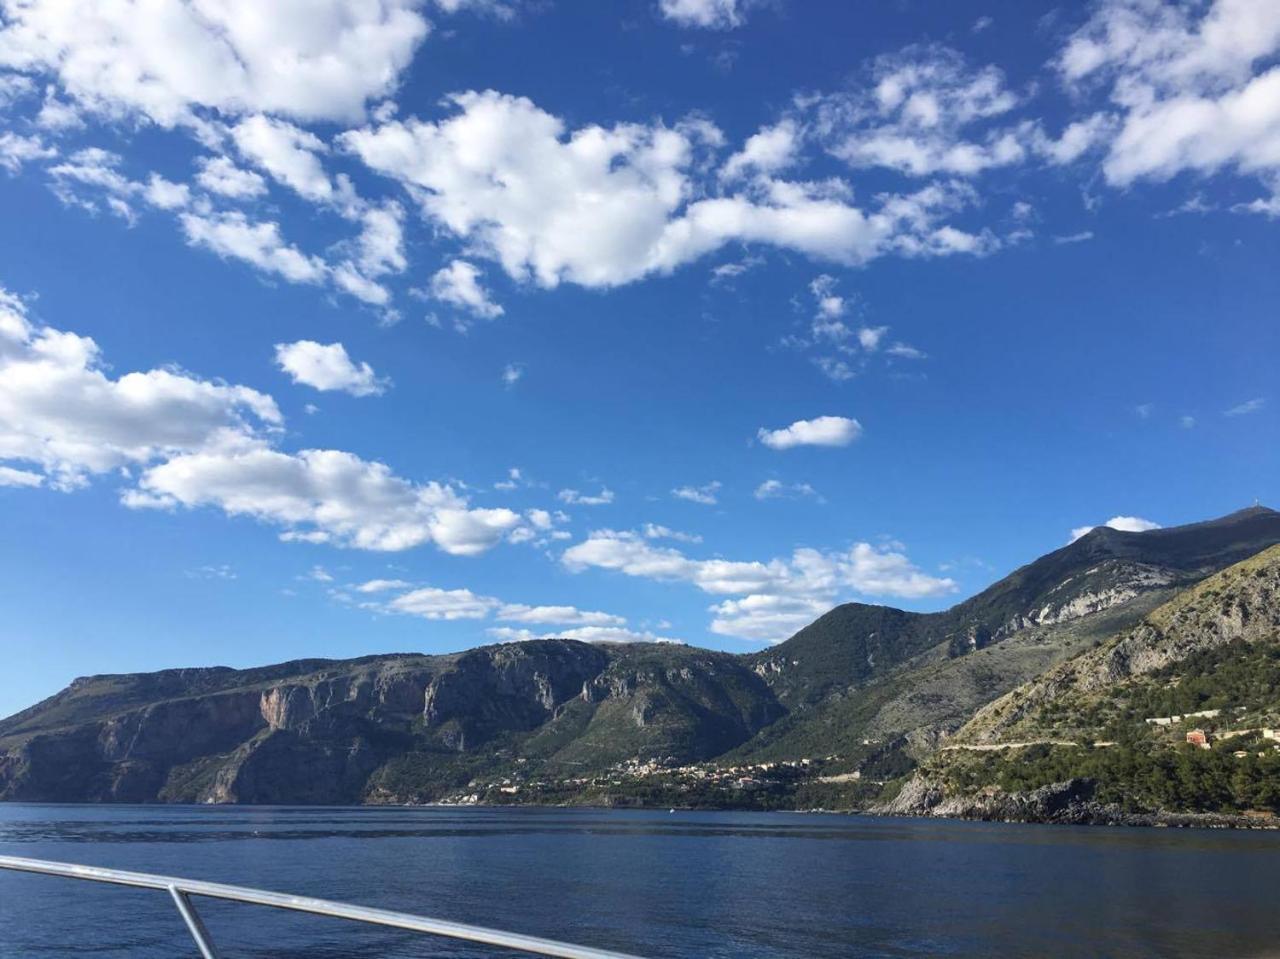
168,885 -> 221,959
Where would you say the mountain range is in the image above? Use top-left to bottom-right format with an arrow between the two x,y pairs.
3,505 -> 1279,819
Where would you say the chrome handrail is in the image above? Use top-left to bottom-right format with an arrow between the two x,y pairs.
0,854 -> 649,959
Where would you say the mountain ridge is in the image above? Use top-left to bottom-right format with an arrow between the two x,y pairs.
4,506 -> 1279,810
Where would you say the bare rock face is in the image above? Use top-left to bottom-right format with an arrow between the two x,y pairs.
422,642 -> 610,747
959,544 -> 1280,744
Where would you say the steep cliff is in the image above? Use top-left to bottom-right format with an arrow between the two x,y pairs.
3,507 -> 1278,808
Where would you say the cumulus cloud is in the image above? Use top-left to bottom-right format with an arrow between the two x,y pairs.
754,479 -> 820,501
354,578 -> 411,593
1058,0 -> 1280,209
643,523 -> 703,544
812,46 -> 1028,178
231,114 -> 348,205
495,604 -> 625,627
563,529 -> 956,642
428,259 -> 504,323
388,586 -> 497,620
362,580 -> 641,637
0,464 -> 44,487
722,119 -> 801,180
658,0 -> 753,29
179,211 -> 328,285
501,363 -> 524,388
0,131 -> 56,173
0,0 -> 431,126
194,155 -> 267,199
672,481 -> 721,505
487,625 -> 682,644
558,487 -> 615,506
0,283 -> 537,554
126,437 -> 524,555
342,90 -> 1000,291
274,340 -> 387,397
1069,515 -> 1162,543
757,415 -> 862,449
0,285 -> 280,489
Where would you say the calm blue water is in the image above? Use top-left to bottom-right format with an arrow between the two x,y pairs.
1,805 -> 1279,959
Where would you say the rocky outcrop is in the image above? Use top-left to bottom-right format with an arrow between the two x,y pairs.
958,544 -> 1280,744
877,773 -> 1279,829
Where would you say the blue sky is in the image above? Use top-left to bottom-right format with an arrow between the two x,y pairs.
0,0 -> 1277,717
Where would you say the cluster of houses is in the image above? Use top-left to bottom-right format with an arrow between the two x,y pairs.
1141,707 -> 1279,754
438,755 -> 838,804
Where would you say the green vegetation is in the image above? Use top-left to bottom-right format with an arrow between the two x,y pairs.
935,739 -> 1280,813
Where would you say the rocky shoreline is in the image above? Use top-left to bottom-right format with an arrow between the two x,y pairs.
873,774 -> 1280,829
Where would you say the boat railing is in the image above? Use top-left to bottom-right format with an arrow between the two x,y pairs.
0,854 -> 648,959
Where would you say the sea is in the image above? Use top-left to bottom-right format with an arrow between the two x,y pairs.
1,804 -> 1278,958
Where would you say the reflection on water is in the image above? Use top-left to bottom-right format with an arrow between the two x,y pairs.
2,804 -> 1279,958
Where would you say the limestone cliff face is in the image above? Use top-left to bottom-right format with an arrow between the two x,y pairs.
3,508 -> 1278,807
0,640 -> 780,803
422,642 -> 609,749
958,544 -> 1280,744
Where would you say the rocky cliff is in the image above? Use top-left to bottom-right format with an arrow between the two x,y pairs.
3,506 -> 1278,808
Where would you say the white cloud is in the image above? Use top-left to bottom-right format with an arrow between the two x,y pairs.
658,0 -> 752,29
429,259 -> 504,321
643,523 -> 703,544
231,114 -> 346,205
0,464 -> 43,487
179,211 -> 328,285
858,325 -> 889,350
1058,0 -> 1280,208
194,155 -> 267,199
722,119 -> 801,180
885,342 -> 926,359
0,73 -> 36,107
494,467 -> 523,490
672,480 -> 721,505
0,0 -> 431,126
1069,515 -> 1162,543
0,131 -> 56,173
501,363 -> 524,388
303,565 -> 334,582
813,356 -> 855,382
355,578 -> 411,593
813,46 -> 1027,178
487,625 -> 681,644
389,586 -> 496,620
0,285 -> 280,489
496,604 -> 625,627
143,174 -> 190,211
1053,230 -> 1094,244
342,91 -> 998,291
274,340 -> 387,397
126,437 -> 524,555
757,415 -> 862,450
34,88 -> 83,129
353,202 -> 407,277
558,487 -> 615,506
808,273 -> 848,328
364,580 -> 638,636
1225,397 -> 1266,416
563,529 -> 956,642
754,479 -> 820,501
